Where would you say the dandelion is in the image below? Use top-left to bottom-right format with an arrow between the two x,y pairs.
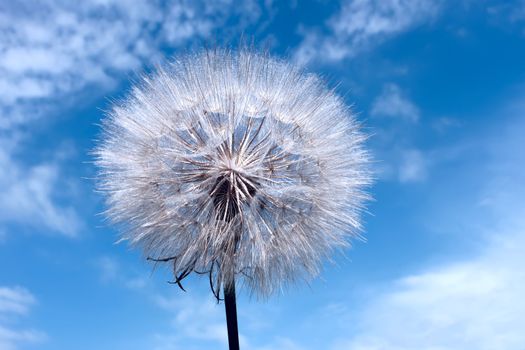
95,49 -> 371,349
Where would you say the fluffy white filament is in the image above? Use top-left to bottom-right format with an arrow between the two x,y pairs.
95,49 -> 371,297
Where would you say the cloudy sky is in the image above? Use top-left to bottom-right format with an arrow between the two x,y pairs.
1,0 -> 525,349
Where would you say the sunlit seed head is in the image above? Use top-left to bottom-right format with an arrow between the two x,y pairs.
94,49 -> 373,297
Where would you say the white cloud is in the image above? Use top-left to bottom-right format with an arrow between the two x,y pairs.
152,293 -> 230,350
249,337 -> 306,350
0,144 -> 82,237
294,0 -> 440,64
331,111 -> 525,350
0,286 -> 45,350
371,84 -> 420,122
94,255 -> 151,289
0,0 -> 263,129
398,149 -> 427,182
487,1 -> 525,26
96,256 -> 120,283
334,227 -> 525,350
372,147 -> 428,184
0,287 -> 35,315
152,291 -> 305,350
368,84 -> 424,184
432,117 -> 462,132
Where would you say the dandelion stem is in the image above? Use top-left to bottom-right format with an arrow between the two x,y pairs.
224,280 -> 240,350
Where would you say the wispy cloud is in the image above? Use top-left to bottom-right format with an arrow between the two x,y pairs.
294,0 -> 440,65
334,227 -> 525,350
331,106 -> 525,350
0,142 -> 83,237
0,287 -> 35,315
372,146 -> 429,184
152,293 -> 230,350
368,83 -> 426,184
152,291 -> 305,350
95,256 -> 120,283
371,83 -> 420,122
249,337 -> 306,350
94,255 -> 150,289
398,149 -> 427,182
487,0 -> 525,28
0,0 -> 263,129
432,116 -> 462,133
0,286 -> 45,350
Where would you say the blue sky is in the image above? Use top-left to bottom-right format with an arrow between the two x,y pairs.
1,0 -> 525,349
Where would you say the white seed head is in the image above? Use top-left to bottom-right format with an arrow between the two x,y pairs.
95,49 -> 372,297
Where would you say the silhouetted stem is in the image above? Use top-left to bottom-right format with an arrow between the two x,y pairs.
224,280 -> 240,350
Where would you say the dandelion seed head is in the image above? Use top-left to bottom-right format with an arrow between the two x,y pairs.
95,49 -> 372,297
